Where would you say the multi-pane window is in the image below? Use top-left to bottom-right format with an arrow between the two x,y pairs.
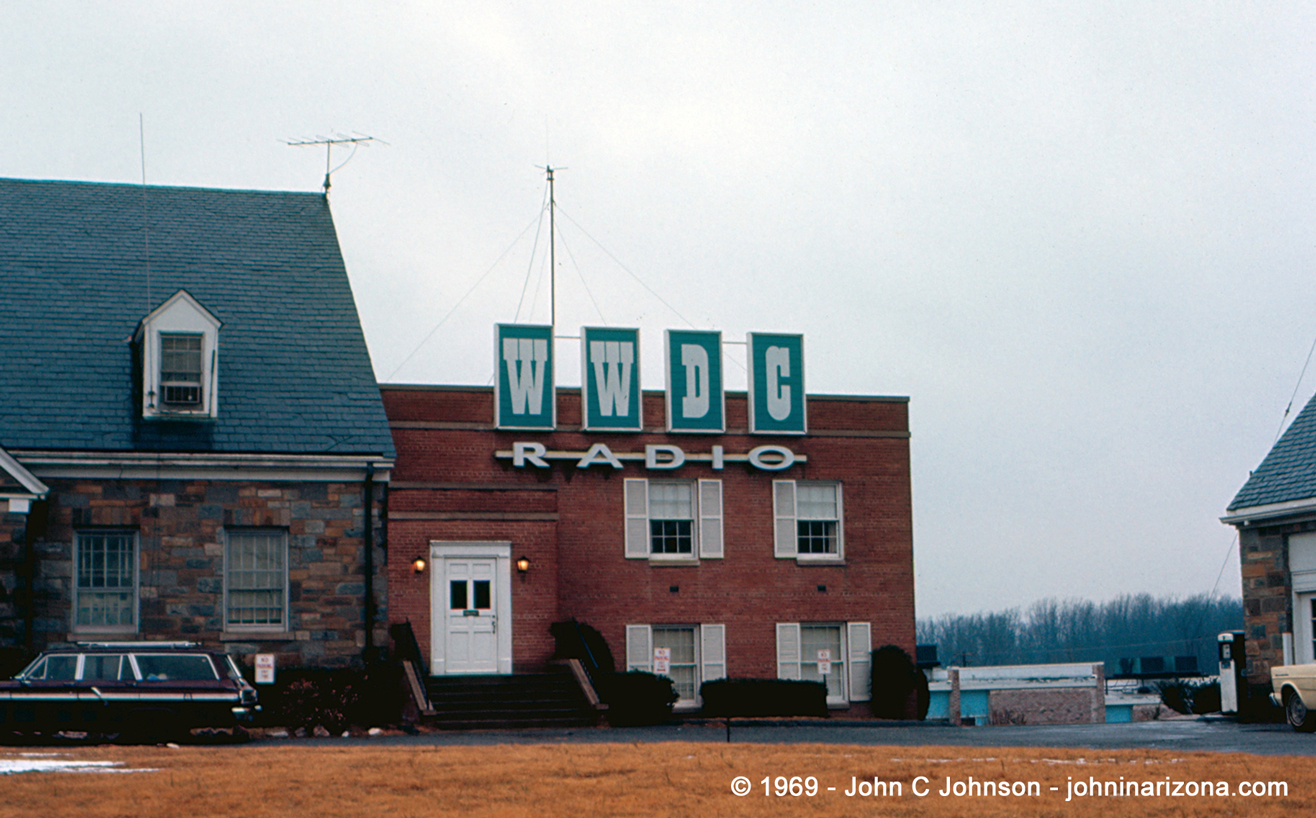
75,532 -> 137,630
160,333 -> 203,406
796,484 -> 839,554
626,623 -> 726,708
777,622 -> 872,705
653,626 -> 698,701
800,624 -> 846,700
648,483 -> 693,555
774,480 -> 843,560
226,529 -> 287,629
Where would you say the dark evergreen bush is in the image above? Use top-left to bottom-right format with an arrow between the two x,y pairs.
601,671 -> 678,726
549,619 -> 616,674
255,665 -> 402,732
870,645 -> 919,719
699,678 -> 829,718
1157,678 -> 1222,715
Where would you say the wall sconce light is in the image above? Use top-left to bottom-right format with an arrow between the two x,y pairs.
412,557 -> 427,574
516,556 -> 531,574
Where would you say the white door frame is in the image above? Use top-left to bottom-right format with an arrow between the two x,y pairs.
429,541 -> 513,675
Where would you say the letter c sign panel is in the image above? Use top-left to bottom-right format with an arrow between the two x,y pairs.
747,332 -> 806,434
665,329 -> 724,433
495,323 -> 555,430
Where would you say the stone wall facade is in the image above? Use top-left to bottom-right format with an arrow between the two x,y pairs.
0,476 -> 386,670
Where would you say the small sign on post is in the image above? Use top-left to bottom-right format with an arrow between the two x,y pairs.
255,653 -> 276,685
816,649 -> 832,676
653,647 -> 672,675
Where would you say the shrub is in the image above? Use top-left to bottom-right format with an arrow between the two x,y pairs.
549,620 -> 616,675
1157,679 -> 1221,715
601,671 -> 678,726
699,678 -> 828,718
257,666 -> 402,733
870,645 -> 920,719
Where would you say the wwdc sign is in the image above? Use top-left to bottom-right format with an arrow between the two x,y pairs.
494,324 -> 806,435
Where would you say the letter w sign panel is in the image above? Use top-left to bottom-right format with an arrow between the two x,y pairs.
665,329 -> 724,433
496,324 -> 555,430
582,327 -> 642,431
748,332 -> 806,434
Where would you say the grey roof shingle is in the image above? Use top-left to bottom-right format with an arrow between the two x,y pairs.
1229,391 -> 1316,511
0,177 -> 395,458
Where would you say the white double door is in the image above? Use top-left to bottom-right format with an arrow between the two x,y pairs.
429,542 -> 513,675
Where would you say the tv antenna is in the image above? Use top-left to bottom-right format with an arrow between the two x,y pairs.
284,133 -> 386,195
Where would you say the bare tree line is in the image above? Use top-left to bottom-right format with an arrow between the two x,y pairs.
917,593 -> 1243,674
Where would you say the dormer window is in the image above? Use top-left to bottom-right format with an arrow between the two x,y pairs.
136,290 -> 221,419
160,334 -> 204,407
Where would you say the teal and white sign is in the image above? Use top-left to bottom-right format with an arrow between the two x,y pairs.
581,326 -> 642,431
747,332 -> 806,434
665,329 -> 724,433
495,323 -> 555,430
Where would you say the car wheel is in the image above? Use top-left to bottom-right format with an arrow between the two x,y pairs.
1286,691 -> 1316,732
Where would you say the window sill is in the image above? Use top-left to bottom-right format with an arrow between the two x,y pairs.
795,556 -> 845,566
221,631 -> 295,642
648,557 -> 700,567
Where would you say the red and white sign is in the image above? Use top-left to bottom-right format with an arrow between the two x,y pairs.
255,653 -> 276,684
816,649 -> 832,676
653,647 -> 672,675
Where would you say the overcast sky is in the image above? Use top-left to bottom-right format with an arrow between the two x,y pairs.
5,2 -> 1314,618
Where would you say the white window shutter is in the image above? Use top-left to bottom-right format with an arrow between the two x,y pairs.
701,623 -> 726,683
626,624 -> 653,672
698,479 -> 723,559
773,480 -> 797,558
847,622 -> 872,702
776,622 -> 801,680
624,479 -> 649,559
835,483 -> 845,559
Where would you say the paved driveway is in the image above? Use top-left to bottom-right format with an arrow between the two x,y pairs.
285,718 -> 1316,756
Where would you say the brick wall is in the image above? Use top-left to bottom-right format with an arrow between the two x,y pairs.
0,477 -> 385,669
383,386 -> 916,709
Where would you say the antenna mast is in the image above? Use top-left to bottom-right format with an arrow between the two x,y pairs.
285,134 -> 384,194
537,164 -> 566,335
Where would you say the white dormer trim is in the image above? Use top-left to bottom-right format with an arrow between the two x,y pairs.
134,289 -> 222,420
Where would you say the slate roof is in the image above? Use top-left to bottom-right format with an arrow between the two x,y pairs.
0,178 -> 395,458
1228,391 -> 1316,511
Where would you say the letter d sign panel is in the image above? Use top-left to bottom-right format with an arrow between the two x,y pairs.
496,324 -> 555,430
748,332 -> 806,434
665,329 -> 724,433
582,326 -> 642,431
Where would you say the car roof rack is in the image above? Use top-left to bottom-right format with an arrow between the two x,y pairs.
73,641 -> 202,649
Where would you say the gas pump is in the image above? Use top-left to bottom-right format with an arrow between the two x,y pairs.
1218,631 -> 1246,714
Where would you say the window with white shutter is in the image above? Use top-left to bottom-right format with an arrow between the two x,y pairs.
624,478 -> 722,561
773,480 -> 843,561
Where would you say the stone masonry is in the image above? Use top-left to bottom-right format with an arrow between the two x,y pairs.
0,477 -> 387,670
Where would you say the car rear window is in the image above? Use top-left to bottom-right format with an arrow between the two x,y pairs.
134,654 -> 218,681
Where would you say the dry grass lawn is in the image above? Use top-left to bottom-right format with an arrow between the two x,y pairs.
1,740 -> 1314,817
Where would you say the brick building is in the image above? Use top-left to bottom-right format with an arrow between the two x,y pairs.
383,376 -> 915,716
0,178 -> 394,671
1223,390 -> 1316,688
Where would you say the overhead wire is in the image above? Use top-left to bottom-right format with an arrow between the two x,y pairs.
553,221 -> 607,325
513,183 -> 551,322
1275,333 -> 1316,443
383,206 -> 546,383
